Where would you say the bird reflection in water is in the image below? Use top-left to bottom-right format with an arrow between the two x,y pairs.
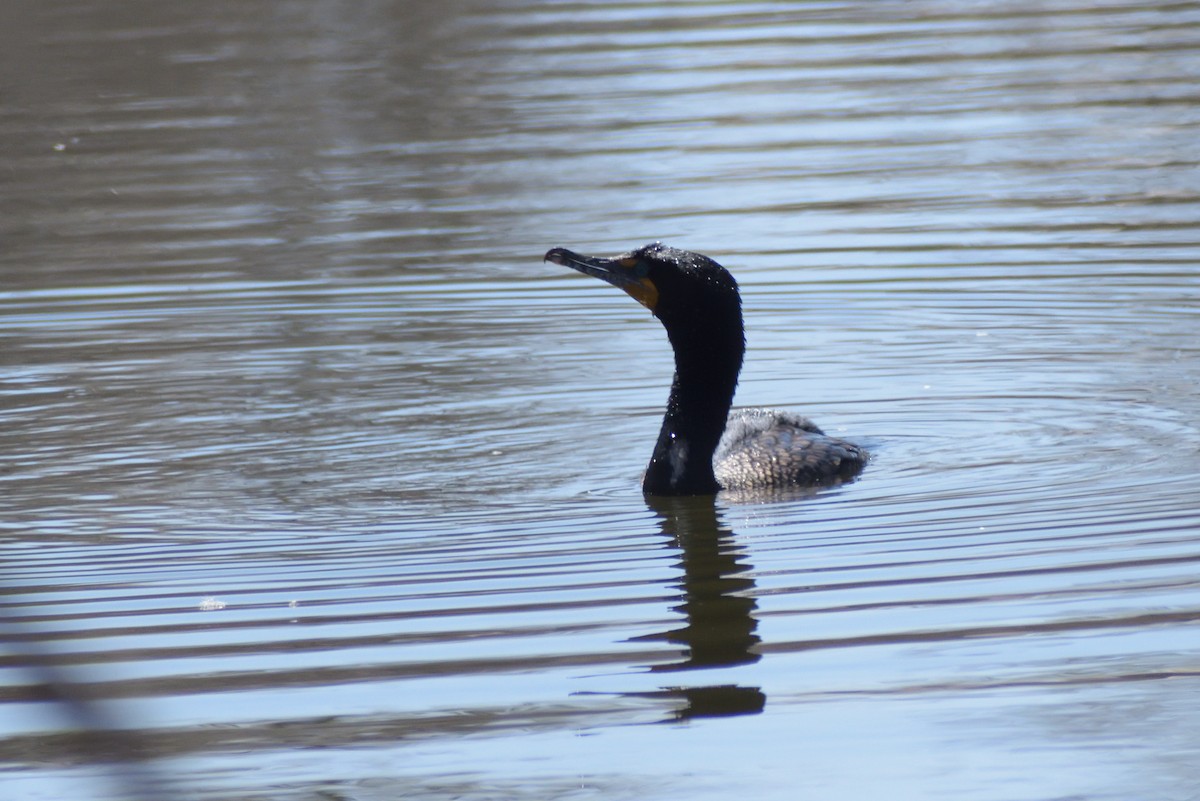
627,495 -> 766,720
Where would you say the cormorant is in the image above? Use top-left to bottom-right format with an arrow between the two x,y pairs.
545,242 -> 867,496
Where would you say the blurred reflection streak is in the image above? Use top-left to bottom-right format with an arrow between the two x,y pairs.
0,600 -> 167,801
628,496 -> 765,719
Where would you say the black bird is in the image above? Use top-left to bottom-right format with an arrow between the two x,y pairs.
545,242 -> 867,496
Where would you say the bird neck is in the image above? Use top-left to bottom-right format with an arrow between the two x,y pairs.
643,337 -> 743,496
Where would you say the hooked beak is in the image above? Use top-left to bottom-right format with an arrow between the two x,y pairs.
544,247 -> 659,311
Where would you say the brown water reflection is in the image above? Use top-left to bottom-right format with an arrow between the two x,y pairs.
3,1 -> 1200,799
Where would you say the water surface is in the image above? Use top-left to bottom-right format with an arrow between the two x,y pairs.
3,2 -> 1200,799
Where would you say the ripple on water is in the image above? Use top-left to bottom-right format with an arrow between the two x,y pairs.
4,0 -> 1200,799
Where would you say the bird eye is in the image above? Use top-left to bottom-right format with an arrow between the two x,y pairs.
619,257 -> 648,278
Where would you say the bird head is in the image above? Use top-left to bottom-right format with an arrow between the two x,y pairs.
544,242 -> 742,340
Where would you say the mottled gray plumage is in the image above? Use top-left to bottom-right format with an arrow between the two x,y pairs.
715,408 -> 866,489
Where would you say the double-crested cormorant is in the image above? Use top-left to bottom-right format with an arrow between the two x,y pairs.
545,242 -> 867,496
